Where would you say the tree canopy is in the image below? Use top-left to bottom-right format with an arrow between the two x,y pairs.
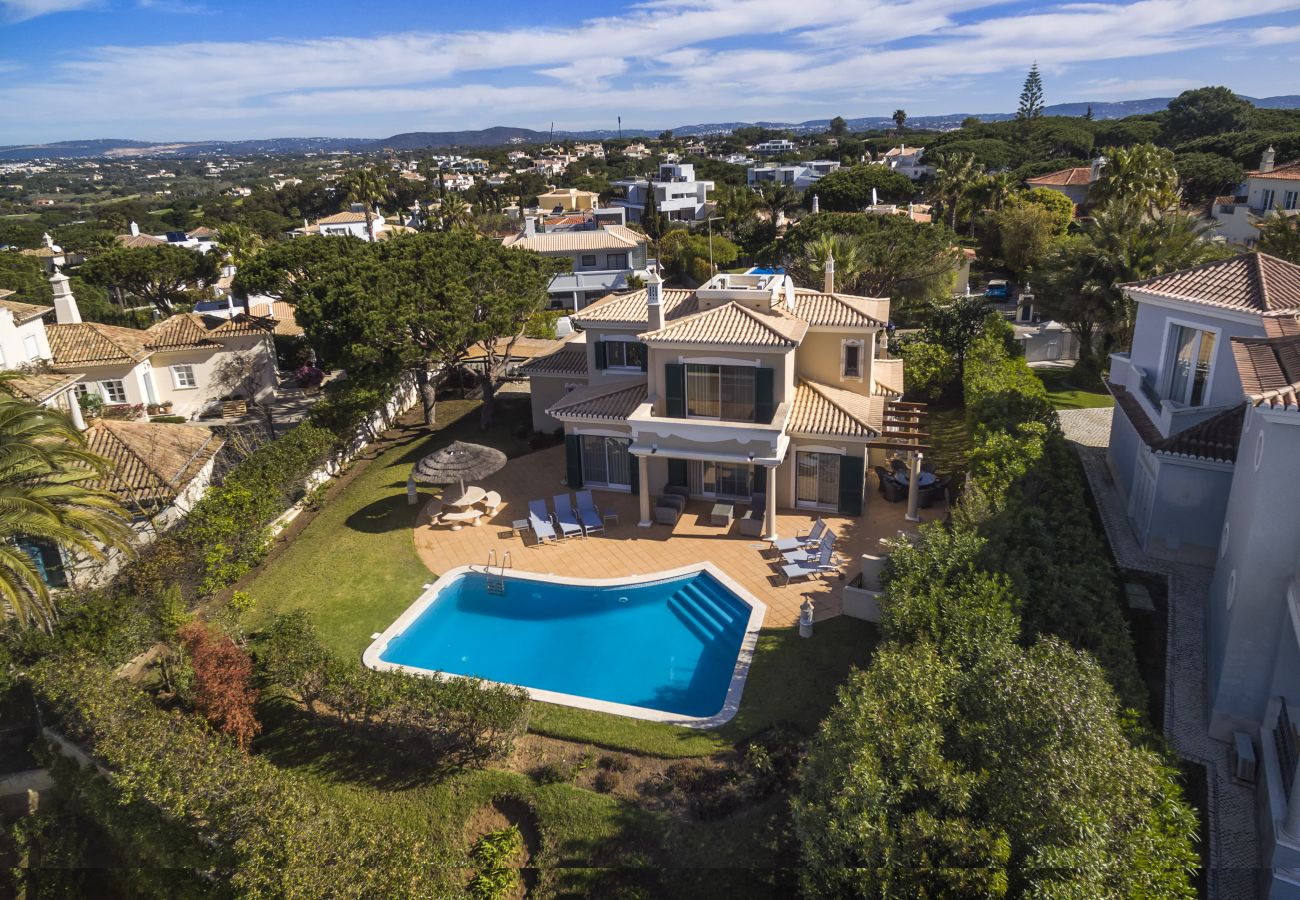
811,164 -> 915,211
80,244 -> 220,316
1165,86 -> 1254,141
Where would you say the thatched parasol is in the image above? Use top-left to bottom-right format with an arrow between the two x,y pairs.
410,441 -> 507,499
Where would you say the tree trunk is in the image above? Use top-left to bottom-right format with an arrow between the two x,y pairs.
416,368 -> 436,426
478,369 -> 497,430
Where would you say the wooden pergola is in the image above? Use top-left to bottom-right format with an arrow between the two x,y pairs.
864,399 -> 932,522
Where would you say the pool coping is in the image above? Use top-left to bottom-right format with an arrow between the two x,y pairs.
361,561 -> 767,729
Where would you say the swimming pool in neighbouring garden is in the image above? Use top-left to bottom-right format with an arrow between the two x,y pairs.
363,564 -> 765,727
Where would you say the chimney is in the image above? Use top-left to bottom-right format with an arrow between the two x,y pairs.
524,217 -> 537,237
129,221 -> 140,237
50,268 -> 81,324
810,193 -> 819,214
1261,146 -> 1276,174
824,251 -> 835,294
871,187 -> 878,207
1090,156 -> 1106,182
646,270 -> 664,331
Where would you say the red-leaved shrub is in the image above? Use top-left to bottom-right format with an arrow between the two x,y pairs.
178,622 -> 261,750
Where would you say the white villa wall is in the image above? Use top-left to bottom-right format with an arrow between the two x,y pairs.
0,312 -> 52,368
1145,455 -> 1233,561
150,336 -> 276,418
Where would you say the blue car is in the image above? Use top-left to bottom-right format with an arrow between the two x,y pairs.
983,279 -> 1010,300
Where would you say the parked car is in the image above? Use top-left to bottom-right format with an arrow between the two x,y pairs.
984,279 -> 1010,300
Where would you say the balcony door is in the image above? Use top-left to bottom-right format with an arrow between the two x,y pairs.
688,460 -> 753,500
1162,323 -> 1216,408
795,451 -> 840,509
581,436 -> 632,489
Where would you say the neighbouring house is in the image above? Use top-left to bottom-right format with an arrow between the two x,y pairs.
611,163 -> 715,224
877,145 -> 933,180
114,222 -> 218,253
502,221 -> 649,311
537,188 -> 601,213
752,139 -> 797,156
39,271 -> 279,421
289,204 -> 413,241
521,265 -> 907,538
747,161 -> 841,190
1024,157 -> 1106,212
1209,147 -> 1300,246
1106,252 -> 1300,566
19,233 -> 85,272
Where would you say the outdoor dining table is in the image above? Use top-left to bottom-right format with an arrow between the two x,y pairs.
445,485 -> 487,508
893,470 -> 938,488
441,508 -> 483,530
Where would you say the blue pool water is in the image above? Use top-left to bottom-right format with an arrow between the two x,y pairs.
379,570 -> 754,719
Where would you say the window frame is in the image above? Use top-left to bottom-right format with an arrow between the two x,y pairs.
606,252 -> 629,269
170,363 -> 198,389
684,362 -> 757,421
22,333 -> 40,361
580,254 -> 597,268
1157,318 -> 1220,409
841,339 -> 864,381
603,337 -> 645,371
99,379 -> 127,404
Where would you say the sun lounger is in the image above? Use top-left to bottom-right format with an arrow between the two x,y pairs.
771,517 -> 825,553
552,494 -> 584,540
782,531 -> 835,564
781,540 -> 837,584
527,499 -> 557,545
574,490 -> 605,536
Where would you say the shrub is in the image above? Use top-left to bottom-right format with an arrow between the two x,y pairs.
593,770 -> 620,793
467,825 -> 522,899
532,761 -> 569,785
149,415 -> 187,424
177,622 -> 260,750
307,378 -> 392,434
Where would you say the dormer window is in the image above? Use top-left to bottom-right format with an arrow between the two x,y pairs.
604,340 -> 645,370
841,340 -> 863,380
1162,323 -> 1216,408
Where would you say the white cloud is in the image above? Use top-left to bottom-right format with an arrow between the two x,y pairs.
2,0 -> 1299,140
1,0 -> 97,21
1254,22 -> 1300,44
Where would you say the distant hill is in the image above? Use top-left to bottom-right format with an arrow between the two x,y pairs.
6,94 -> 1299,159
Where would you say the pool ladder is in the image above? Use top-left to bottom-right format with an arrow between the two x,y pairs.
484,549 -> 511,595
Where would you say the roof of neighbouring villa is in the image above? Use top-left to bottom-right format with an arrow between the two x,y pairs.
86,419 -> 223,511
1025,166 -> 1093,187
502,225 -> 644,253
1110,383 -> 1244,463
547,379 -> 647,421
791,289 -> 887,328
518,344 -> 589,377
47,321 -> 153,366
4,372 -> 82,403
639,301 -> 808,348
1248,159 -> 1300,180
0,294 -> 53,324
574,288 -> 698,328
789,380 -> 884,439
1232,318 -> 1300,410
1122,252 -> 1300,316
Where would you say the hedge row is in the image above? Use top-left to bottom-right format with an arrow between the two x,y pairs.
257,611 -> 530,766
28,654 -> 453,899
961,315 -> 1145,710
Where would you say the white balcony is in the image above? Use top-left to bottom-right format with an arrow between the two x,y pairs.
1110,351 -> 1235,441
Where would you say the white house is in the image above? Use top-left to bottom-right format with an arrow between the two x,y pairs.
290,204 -> 410,241
752,139 -> 797,156
1209,148 -> 1300,245
502,221 -> 649,311
747,161 -> 841,190
1024,157 -> 1106,212
877,145 -> 933,180
611,163 -> 714,224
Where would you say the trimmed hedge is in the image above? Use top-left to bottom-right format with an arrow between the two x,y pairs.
961,315 -> 1145,710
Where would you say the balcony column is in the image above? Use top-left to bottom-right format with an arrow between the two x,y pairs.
905,451 -> 922,523
763,465 -> 778,541
637,455 -> 652,527
65,391 -> 86,431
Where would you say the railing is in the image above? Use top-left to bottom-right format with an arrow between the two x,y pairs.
1139,370 -> 1164,412
1276,697 -> 1298,800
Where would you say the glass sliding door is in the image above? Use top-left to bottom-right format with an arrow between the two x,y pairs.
795,451 -> 839,508
687,460 -> 753,499
580,435 -> 632,488
1162,324 -> 1216,408
685,364 -> 755,420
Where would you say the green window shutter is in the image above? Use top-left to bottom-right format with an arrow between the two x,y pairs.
565,434 -> 583,488
629,452 -> 640,494
593,341 -> 607,370
665,363 -> 685,417
637,342 -> 648,372
667,458 -> 688,488
754,367 -> 775,423
837,454 -> 864,516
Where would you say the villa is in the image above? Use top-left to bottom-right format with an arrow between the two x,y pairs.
1210,148 -> 1300,246
522,264 -> 910,541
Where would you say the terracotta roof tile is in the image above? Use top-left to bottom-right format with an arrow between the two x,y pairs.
640,301 -> 807,347
1247,159 -> 1300,180
1026,166 -> 1092,187
519,346 -> 588,377
548,379 -> 646,421
4,372 -> 81,403
1232,331 -> 1300,410
1150,404 -> 1244,463
1108,383 -> 1162,445
86,419 -> 222,511
1123,252 -> 1300,316
146,314 -> 221,350
789,380 -> 881,439
114,233 -> 166,248
0,297 -> 53,324
47,322 -> 152,366
502,225 -> 645,253
316,210 -> 370,225
574,288 -> 697,327
792,289 -> 887,328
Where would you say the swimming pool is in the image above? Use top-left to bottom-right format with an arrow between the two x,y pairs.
363,563 -> 765,727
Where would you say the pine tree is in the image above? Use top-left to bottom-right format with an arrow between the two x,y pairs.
1017,64 -> 1044,123
641,181 -> 665,248
1084,103 -> 1094,121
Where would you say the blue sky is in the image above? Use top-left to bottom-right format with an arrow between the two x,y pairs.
2,0 -> 1299,143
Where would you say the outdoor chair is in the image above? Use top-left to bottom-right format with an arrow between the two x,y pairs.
890,458 -> 908,474
874,466 -> 892,495
781,539 -> 837,584
552,494 -> 584,539
481,490 -> 502,515
918,484 -> 938,509
526,499 -> 557,545
771,517 -> 825,554
783,531 -> 835,565
574,490 -> 605,536
654,499 -> 682,526
880,475 -> 906,503
657,493 -> 686,513
738,495 -> 765,537
663,484 -> 690,501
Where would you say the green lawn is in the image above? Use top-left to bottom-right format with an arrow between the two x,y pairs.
241,396 -> 877,758
1033,366 -> 1115,410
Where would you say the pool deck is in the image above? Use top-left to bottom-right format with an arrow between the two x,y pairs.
412,445 -> 947,627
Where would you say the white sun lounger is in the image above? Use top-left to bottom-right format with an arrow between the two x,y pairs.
781,540 -> 837,584
527,499 -> 557,545
552,493 -> 584,539
771,518 -> 826,554
574,490 -> 605,536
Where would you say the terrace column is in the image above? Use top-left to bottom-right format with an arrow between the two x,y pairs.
65,391 -> 86,431
637,456 -> 652,527
763,466 -> 778,541
905,451 -> 922,523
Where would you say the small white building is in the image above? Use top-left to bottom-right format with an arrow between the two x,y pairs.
290,204 -> 409,241
611,163 -> 714,224
752,139 -> 797,156
747,161 -> 840,190
877,145 -> 933,180
1024,158 -> 1106,212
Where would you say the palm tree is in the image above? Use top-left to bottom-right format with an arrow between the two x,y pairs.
215,223 -> 264,270
796,233 -> 867,293
757,181 -> 798,227
930,153 -> 984,232
981,171 -> 1017,213
0,392 -> 131,629
892,109 -> 907,133
1087,144 -> 1180,214
343,168 -> 390,241
1254,213 -> 1300,264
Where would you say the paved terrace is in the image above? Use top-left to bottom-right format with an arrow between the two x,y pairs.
413,445 -> 946,627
